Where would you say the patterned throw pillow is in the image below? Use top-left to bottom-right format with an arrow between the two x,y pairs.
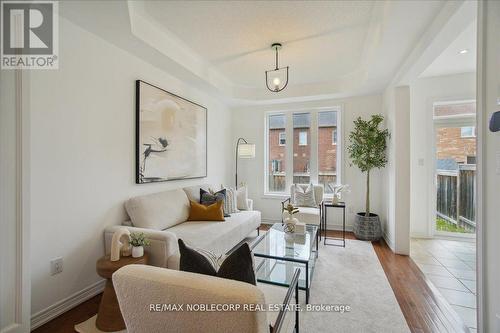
221,186 -> 239,214
178,239 -> 256,285
293,184 -> 317,207
200,188 -> 230,217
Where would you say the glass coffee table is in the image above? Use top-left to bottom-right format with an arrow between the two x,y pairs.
251,223 -> 318,303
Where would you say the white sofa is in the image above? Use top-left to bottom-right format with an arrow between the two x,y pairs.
104,184 -> 261,269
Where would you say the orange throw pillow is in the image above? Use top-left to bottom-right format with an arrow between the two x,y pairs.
187,200 -> 225,221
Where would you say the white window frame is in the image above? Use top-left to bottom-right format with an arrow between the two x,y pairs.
460,126 -> 476,138
332,127 -> 337,145
278,132 -> 286,146
264,107 -> 343,197
298,131 -> 308,146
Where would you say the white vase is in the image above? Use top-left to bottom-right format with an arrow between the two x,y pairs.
332,195 -> 340,205
132,246 -> 144,258
283,216 -> 299,234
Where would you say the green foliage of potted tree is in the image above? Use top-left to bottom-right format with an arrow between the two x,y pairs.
347,114 -> 390,241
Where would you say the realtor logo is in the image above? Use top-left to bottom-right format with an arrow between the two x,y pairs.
1,1 -> 58,69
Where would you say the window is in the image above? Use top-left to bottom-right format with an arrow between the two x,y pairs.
278,132 -> 286,146
294,113 -> 311,184
299,131 -> 308,146
318,111 -> 338,193
461,126 -> 476,138
265,109 -> 341,195
267,114 -> 286,193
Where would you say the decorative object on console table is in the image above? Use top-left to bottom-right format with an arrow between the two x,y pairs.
327,184 -> 350,205
347,114 -> 389,241
282,203 -> 299,233
322,201 -> 346,247
110,228 -> 131,262
93,254 -> 149,332
129,232 -> 150,258
136,80 -> 207,184
235,138 -> 255,188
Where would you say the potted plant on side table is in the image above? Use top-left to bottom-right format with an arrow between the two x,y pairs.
347,114 -> 389,241
129,232 -> 151,258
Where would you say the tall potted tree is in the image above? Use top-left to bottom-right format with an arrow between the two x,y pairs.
347,114 -> 389,241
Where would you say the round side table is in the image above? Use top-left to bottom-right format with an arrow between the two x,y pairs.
95,254 -> 149,332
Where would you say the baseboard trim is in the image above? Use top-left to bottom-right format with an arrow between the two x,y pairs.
31,279 -> 105,330
325,224 -> 353,232
383,232 -> 395,252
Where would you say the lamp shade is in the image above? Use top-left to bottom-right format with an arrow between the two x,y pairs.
238,143 -> 255,158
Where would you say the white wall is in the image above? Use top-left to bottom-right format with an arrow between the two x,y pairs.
231,94 -> 387,231
383,85 -> 411,254
409,72 -> 476,238
29,17 -> 232,319
478,1 -> 500,331
1,70 -> 17,333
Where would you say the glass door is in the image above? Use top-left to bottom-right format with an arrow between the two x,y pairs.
433,102 -> 476,235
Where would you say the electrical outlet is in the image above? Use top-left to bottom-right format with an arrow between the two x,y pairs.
50,257 -> 63,275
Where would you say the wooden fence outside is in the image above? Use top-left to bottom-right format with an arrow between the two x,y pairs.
436,164 -> 476,231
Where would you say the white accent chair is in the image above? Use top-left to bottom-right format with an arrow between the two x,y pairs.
113,265 -> 300,333
282,184 -> 324,237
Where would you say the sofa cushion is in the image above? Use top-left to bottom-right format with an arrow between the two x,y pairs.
125,189 -> 189,230
294,206 -> 320,225
168,210 -> 261,256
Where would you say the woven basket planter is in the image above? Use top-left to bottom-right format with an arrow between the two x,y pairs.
353,213 -> 382,241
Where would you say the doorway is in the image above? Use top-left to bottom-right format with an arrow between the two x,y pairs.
433,101 -> 476,238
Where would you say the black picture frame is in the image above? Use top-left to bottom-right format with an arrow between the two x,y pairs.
135,80 -> 207,184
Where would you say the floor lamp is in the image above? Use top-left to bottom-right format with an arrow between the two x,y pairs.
235,138 -> 255,188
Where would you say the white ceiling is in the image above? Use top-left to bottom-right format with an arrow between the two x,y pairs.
59,0 -> 468,105
420,20 -> 476,78
144,1 -> 374,87
140,0 -> 446,102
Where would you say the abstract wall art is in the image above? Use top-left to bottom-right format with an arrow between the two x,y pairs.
136,80 -> 207,183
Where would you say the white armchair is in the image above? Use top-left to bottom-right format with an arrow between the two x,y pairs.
281,184 -> 324,236
113,265 -> 300,333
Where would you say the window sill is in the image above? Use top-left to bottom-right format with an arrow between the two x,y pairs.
262,193 -> 289,200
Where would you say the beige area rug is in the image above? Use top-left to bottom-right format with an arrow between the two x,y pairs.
74,315 -> 125,333
76,238 -> 409,333
298,239 -> 410,332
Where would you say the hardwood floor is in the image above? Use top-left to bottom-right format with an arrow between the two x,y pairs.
372,239 -> 470,333
32,294 -> 102,333
33,227 -> 469,333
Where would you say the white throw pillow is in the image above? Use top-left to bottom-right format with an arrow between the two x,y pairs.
220,185 -> 239,214
236,186 -> 249,210
293,184 -> 317,207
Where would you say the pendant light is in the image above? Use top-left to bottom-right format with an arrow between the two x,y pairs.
265,43 -> 289,92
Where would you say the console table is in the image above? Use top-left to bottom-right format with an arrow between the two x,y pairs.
321,201 -> 346,247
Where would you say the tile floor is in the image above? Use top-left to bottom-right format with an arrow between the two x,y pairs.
411,238 -> 477,332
